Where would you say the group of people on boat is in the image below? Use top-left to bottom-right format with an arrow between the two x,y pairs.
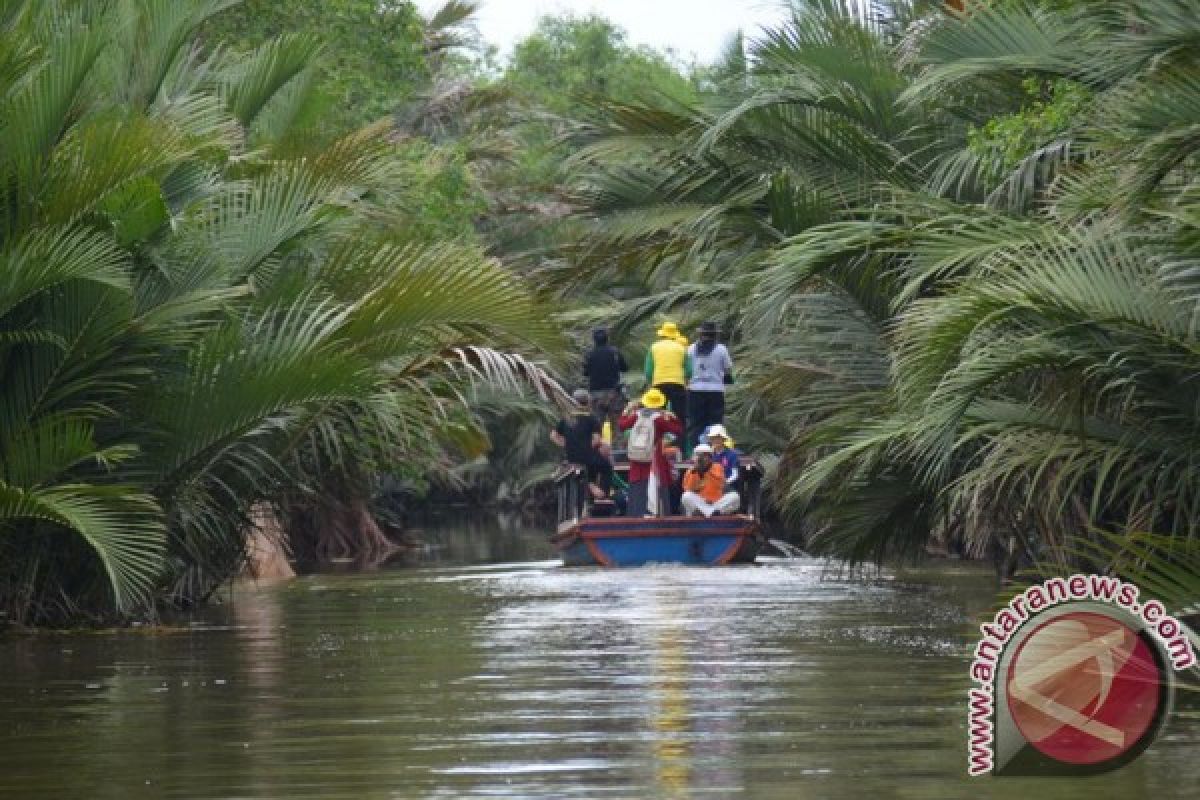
553,321 -> 740,518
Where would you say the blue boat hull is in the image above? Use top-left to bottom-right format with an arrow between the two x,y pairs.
553,515 -> 760,567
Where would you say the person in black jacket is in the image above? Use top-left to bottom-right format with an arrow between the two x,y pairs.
582,327 -> 628,434
551,390 -> 613,496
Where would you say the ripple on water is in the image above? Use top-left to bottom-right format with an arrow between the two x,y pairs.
0,548 -> 1196,800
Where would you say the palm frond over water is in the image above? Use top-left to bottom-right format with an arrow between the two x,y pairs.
557,0 -> 1200,605
0,0 -> 560,626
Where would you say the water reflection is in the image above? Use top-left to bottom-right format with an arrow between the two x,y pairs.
651,590 -> 693,798
0,525 -> 1196,799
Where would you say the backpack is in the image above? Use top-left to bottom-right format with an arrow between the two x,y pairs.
627,411 -> 659,463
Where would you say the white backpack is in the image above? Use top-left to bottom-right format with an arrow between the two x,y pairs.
626,411 -> 659,463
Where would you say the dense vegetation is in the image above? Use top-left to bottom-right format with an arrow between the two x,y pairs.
0,0 -> 560,626
547,0 -> 1200,604
3,0 -> 1197,627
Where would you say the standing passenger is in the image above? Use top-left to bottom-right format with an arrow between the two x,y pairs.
619,389 -> 683,517
686,321 -> 734,450
582,327 -> 627,435
644,321 -> 690,426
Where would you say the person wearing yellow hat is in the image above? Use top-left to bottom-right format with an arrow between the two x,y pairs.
644,321 -> 691,436
618,387 -> 683,516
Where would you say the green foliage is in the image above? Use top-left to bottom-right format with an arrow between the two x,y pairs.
0,0 -> 564,627
967,77 -> 1093,170
552,0 -> 1200,590
506,13 -> 695,114
201,0 -> 428,134
392,140 -> 488,242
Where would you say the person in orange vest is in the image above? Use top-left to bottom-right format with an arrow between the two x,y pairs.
644,321 -> 691,433
681,444 -> 740,517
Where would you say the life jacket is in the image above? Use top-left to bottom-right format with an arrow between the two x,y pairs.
649,337 -> 686,386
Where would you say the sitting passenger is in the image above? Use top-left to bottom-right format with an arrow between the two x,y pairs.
550,389 -> 613,498
706,425 -> 739,487
681,444 -> 740,517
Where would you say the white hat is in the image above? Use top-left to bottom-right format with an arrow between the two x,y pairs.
693,443 -> 713,455
706,425 -> 729,440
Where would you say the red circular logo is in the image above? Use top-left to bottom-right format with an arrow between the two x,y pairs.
1006,611 -> 1163,765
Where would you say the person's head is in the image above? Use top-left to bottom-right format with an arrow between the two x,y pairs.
707,424 -> 730,452
693,443 -> 713,468
699,320 -> 719,340
572,388 -> 590,408
641,388 -> 667,410
592,327 -> 608,346
656,321 -> 680,340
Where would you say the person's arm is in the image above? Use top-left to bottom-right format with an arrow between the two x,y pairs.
618,410 -> 637,431
684,347 -> 693,381
682,469 -> 699,492
659,413 -> 684,436
617,349 -> 628,373
644,349 -> 654,384
723,345 -> 734,384
724,453 -> 738,484
550,429 -> 565,447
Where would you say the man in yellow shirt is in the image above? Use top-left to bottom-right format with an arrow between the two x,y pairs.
644,321 -> 691,434
681,444 -> 740,517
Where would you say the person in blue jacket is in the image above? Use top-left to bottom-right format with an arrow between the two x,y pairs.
705,425 -> 739,489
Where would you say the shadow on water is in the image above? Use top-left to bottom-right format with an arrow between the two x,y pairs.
0,514 -> 1196,799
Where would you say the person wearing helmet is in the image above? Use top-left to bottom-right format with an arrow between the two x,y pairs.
618,388 -> 683,516
681,444 -> 740,517
550,389 -> 613,496
686,320 -> 734,450
644,321 -> 691,428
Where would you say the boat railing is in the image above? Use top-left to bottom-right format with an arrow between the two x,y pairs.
553,455 -> 765,526
552,463 -> 588,529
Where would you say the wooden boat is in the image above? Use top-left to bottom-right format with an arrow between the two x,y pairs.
552,513 -> 760,567
550,454 -> 764,567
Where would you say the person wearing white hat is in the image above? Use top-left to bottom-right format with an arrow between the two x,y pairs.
706,424 -> 739,486
680,444 -> 740,517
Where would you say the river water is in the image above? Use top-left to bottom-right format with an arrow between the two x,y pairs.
1,516 -> 1196,799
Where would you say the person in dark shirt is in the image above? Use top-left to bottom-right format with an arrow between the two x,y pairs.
551,390 -> 613,494
582,327 -> 628,434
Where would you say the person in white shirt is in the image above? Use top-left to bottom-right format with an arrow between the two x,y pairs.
686,321 -> 734,449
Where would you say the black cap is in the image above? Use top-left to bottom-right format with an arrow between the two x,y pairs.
699,321 -> 719,337
592,327 -> 608,344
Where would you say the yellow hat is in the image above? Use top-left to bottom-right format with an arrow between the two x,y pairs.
656,321 -> 680,338
641,388 -> 667,409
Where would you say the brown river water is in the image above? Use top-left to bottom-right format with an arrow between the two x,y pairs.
1,515 -> 1196,798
